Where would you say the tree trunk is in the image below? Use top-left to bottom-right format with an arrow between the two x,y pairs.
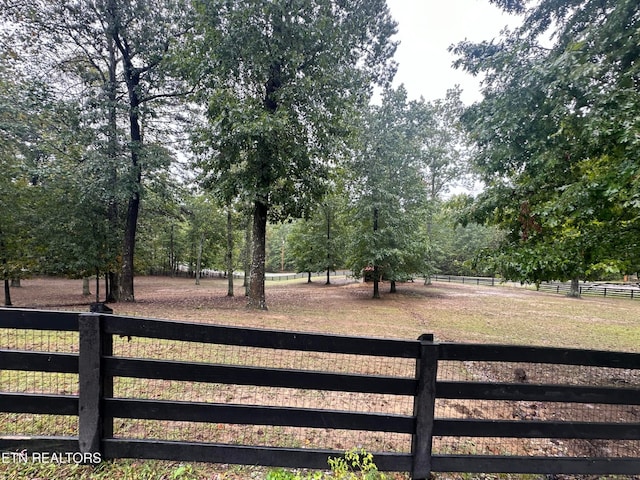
308,271 -> 312,283
390,280 -> 396,293
569,277 -> 581,298
169,225 -> 176,277
3,279 -> 11,306
105,273 -> 110,300
119,191 -> 140,302
280,238 -> 285,272
325,206 -> 331,285
106,31 -> 120,303
106,272 -> 117,302
248,200 -> 268,309
424,194 -> 433,287
246,56 -> 279,308
226,207 -> 234,297
372,206 -> 380,299
115,19 -> 143,303
95,270 -> 100,303
82,277 -> 91,296
243,216 -> 251,296
1,237 -> 11,305
373,265 -> 380,299
195,233 -> 204,286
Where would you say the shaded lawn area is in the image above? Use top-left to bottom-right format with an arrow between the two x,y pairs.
3,275 -> 640,479
8,275 -> 640,353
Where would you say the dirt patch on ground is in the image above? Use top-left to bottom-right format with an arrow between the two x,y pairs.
6,276 -> 439,336
6,275 -> 526,311
4,276 -> 640,479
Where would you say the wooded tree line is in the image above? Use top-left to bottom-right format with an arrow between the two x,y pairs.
0,0 -> 485,308
1,0 -> 637,307
454,0 -> 640,296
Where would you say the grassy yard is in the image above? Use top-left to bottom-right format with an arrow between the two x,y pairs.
2,275 -> 640,479
9,275 -> 640,351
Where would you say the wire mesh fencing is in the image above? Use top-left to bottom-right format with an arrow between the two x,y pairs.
0,327 -> 79,437
109,334 -> 417,454
3,309 -> 640,478
434,359 -> 640,458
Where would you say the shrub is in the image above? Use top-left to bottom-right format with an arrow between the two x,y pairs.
265,448 -> 389,480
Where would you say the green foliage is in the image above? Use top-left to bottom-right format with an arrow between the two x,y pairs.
189,0 -> 398,215
187,0 -> 398,307
266,222 -> 296,273
327,448 -> 388,480
0,63 -> 91,282
347,86 -> 431,292
287,194 -> 349,278
170,463 -> 198,480
265,449 -> 389,480
453,0 -> 640,286
1,0 -> 193,300
431,197 -> 504,276
417,86 -> 471,200
266,469 -> 322,480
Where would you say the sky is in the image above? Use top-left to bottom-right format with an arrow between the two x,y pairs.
386,0 -> 522,104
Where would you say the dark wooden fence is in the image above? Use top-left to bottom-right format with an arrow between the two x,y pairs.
537,281 -> 640,300
431,275 -> 498,287
1,307 -> 640,478
431,274 -> 640,300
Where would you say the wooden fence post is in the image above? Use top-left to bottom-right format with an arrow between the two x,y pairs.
412,333 -> 438,480
78,313 -> 104,455
102,323 -> 114,439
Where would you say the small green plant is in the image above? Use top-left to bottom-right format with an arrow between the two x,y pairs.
327,448 -> 388,479
265,448 -> 388,480
171,463 -> 198,479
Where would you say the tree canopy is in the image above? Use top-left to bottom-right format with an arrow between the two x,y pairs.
189,0 -> 398,308
346,86 -> 431,297
1,0 -> 193,301
454,0 -> 640,293
1,0 -> 535,307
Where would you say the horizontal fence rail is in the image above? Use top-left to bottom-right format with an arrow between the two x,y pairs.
431,275 -> 498,287
431,274 -> 640,300
537,281 -> 640,300
2,307 -> 640,478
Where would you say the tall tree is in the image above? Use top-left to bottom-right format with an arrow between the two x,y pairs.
347,86 -> 429,297
0,70 -> 30,305
411,87 -> 472,284
101,0 -> 192,300
0,63 -> 65,304
288,194 -> 348,284
453,0 -> 640,294
417,86 -> 470,201
1,0 -> 193,301
224,203 -> 237,296
189,0 -> 397,309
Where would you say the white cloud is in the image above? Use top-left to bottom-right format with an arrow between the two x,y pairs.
386,0 -> 522,103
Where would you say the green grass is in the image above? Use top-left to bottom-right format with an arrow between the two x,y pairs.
417,284 -> 640,351
0,458 -> 216,480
